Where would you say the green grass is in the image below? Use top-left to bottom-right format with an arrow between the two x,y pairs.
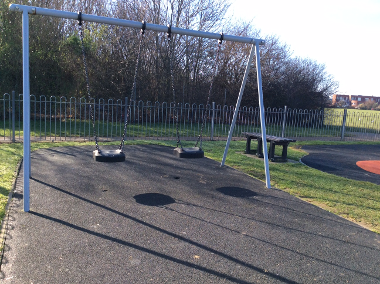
0,139 -> 380,235
1,119 -> 230,139
324,108 -> 380,132
2,108 -> 380,143
0,118 -> 346,141
0,143 -> 23,220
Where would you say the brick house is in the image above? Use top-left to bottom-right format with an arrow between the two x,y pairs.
332,94 -> 380,108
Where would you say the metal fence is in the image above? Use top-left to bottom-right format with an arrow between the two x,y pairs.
2,92 -> 380,143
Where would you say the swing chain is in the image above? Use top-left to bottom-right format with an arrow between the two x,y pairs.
78,12 -> 100,152
167,25 -> 183,148
195,33 -> 223,148
119,21 -> 146,151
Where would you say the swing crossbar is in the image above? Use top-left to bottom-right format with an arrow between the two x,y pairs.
9,4 -> 265,45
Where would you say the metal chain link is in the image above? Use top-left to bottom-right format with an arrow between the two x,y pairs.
195,37 -> 223,149
167,26 -> 183,149
78,18 -> 100,152
119,23 -> 146,151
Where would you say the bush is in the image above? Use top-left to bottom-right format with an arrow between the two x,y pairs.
357,100 -> 378,110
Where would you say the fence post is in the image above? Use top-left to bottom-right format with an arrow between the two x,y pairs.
211,102 -> 215,140
12,91 -> 16,142
340,108 -> 347,140
281,105 -> 287,138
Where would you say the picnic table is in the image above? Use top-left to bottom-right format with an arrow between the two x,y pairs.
242,132 -> 296,162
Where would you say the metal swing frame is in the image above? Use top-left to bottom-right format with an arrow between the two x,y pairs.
9,3 -> 271,213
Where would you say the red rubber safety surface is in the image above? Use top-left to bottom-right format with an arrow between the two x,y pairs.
356,160 -> 380,175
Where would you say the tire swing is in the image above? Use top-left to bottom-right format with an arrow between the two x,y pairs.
78,12 -> 146,162
170,30 -> 224,158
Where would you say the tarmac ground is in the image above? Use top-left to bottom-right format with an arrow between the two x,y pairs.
1,144 -> 380,283
301,144 -> 380,185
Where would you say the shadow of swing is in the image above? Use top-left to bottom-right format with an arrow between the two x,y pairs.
133,188 -> 257,207
133,193 -> 176,206
216,187 -> 258,198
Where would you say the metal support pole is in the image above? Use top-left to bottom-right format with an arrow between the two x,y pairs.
255,42 -> 270,188
221,44 -> 255,167
12,91 -> 16,142
22,9 -> 30,212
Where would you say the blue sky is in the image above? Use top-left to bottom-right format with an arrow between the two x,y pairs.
226,0 -> 380,96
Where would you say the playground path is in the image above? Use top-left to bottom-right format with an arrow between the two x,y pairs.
1,145 -> 380,283
301,144 -> 380,185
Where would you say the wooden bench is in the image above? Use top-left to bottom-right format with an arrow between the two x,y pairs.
242,132 -> 296,162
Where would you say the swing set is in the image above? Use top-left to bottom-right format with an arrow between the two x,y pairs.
79,15 -> 222,162
9,3 -> 272,213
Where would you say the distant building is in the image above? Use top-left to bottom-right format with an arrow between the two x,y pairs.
331,94 -> 380,108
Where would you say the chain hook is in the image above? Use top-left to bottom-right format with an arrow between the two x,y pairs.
141,21 -> 146,35
167,24 -> 172,39
218,32 -> 224,44
77,11 -> 82,26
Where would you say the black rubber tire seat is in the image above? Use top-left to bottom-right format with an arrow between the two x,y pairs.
93,149 -> 126,162
173,147 -> 204,158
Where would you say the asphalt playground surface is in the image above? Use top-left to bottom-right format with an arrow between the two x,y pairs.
1,144 -> 380,283
301,144 -> 380,185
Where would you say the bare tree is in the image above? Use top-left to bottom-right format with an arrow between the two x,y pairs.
1,0 -> 338,110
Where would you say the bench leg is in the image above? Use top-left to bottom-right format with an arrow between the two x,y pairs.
245,137 -> 252,154
269,141 -> 275,162
256,138 -> 263,158
281,143 -> 289,162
